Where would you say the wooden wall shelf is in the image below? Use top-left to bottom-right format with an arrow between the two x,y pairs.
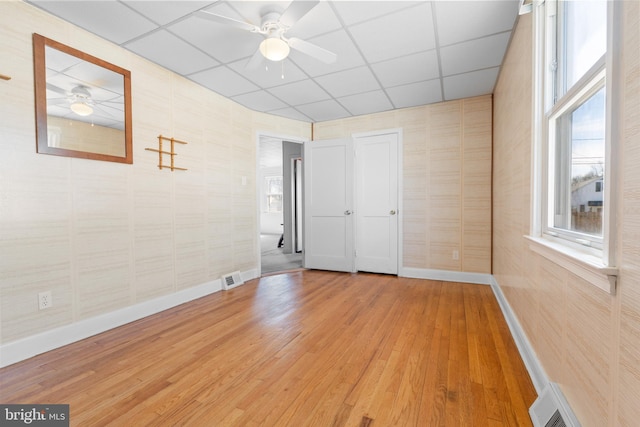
145,135 -> 187,171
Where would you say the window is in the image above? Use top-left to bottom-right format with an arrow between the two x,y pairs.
265,176 -> 283,213
540,0 -> 610,250
529,0 -> 620,292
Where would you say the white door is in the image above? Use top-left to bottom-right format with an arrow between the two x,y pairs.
355,133 -> 398,274
303,138 -> 354,272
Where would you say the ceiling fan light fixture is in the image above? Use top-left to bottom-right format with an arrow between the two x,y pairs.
70,101 -> 93,116
259,37 -> 290,61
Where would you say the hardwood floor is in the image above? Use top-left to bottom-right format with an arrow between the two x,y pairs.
0,271 -> 537,426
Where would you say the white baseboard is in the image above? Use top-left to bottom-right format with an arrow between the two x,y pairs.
400,267 -> 492,285
489,275 -> 548,393
0,276 -> 232,368
240,268 -> 259,283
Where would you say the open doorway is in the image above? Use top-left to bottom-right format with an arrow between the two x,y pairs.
258,135 -> 303,274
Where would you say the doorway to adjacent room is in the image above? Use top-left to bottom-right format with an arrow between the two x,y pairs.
258,134 -> 304,275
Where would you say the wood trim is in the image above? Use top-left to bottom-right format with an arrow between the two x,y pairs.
32,33 -> 133,164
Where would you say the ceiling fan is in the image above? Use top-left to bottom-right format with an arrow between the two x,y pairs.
197,0 -> 337,68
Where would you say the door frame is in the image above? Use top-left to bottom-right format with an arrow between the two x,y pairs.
256,131 -> 307,277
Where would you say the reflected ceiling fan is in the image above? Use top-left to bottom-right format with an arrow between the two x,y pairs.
46,83 -> 121,119
51,84 -> 94,116
197,0 -> 337,68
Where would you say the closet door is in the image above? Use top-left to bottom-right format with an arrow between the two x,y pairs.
355,132 -> 398,274
303,138 -> 355,272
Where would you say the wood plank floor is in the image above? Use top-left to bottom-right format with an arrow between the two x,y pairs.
0,270 -> 537,426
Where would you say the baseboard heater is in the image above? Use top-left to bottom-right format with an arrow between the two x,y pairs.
530,383 -> 580,427
221,271 -> 244,291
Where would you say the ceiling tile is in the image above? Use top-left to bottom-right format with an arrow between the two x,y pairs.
228,57 -> 308,89
267,79 -> 330,106
123,1 -> 215,26
125,30 -> 219,75
339,90 -> 394,117
387,79 -> 443,109
331,1 -> 424,26
371,50 -> 440,88
259,137 -> 283,169
232,90 -> 288,112
26,0 -> 520,123
168,12 -> 263,63
189,66 -> 259,98
314,67 -> 381,98
29,1 -> 158,45
289,29 -> 365,77
443,67 -> 500,100
440,32 -> 511,76
347,3 -> 436,63
266,107 -> 313,122
296,99 -> 350,122
435,0 -> 519,46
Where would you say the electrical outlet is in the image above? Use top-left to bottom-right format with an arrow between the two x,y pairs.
38,291 -> 52,310
452,250 -> 459,260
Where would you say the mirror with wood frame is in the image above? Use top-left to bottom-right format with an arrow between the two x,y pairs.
33,33 -> 132,164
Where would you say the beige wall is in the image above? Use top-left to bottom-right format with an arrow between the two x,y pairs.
493,3 -> 640,426
0,1 -> 310,344
0,0 -> 493,354
314,95 -> 492,274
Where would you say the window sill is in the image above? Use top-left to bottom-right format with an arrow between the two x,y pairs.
524,235 -> 617,294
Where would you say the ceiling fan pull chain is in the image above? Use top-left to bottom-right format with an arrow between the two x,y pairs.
281,61 -> 285,79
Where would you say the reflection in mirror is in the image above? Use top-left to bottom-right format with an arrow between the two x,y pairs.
33,34 -> 132,164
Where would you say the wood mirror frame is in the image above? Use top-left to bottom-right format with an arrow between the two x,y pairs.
33,33 -> 133,164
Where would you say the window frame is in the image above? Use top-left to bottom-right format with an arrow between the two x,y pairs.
530,0 -> 620,292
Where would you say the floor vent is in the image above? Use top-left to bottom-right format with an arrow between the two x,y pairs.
221,271 -> 244,291
530,383 -> 580,427
545,410 -> 566,427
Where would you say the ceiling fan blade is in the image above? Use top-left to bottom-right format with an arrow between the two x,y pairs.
48,98 -> 69,105
245,47 -> 264,70
280,0 -> 319,28
288,37 -> 337,64
46,83 -> 67,95
196,10 -> 260,33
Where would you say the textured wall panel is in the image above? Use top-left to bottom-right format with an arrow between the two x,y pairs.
0,1 -> 310,344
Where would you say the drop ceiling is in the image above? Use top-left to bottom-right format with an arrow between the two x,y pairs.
26,0 -> 520,123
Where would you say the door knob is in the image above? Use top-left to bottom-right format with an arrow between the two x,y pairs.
344,210 -> 352,215
390,210 -> 396,215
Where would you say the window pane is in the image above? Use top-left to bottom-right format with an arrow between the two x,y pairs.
267,195 -> 282,213
556,87 -> 606,236
562,0 -> 606,93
